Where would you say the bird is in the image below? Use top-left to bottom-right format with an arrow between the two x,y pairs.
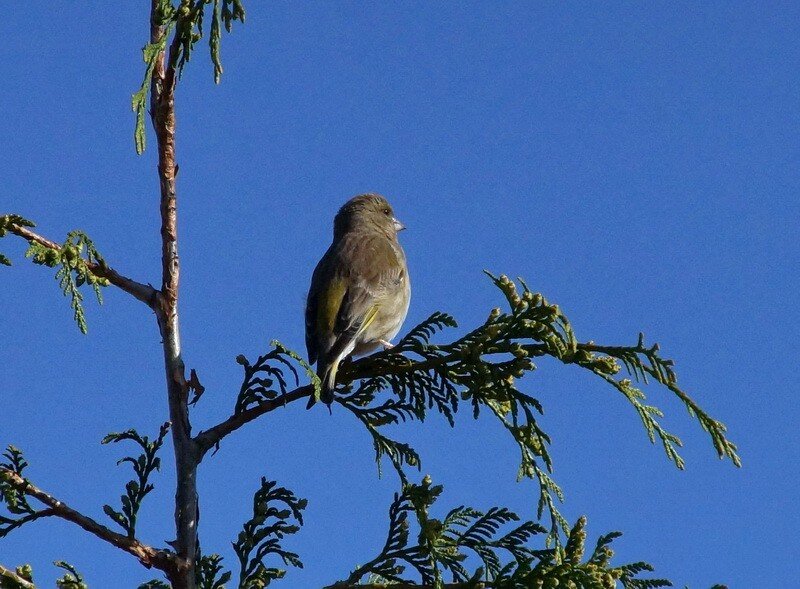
305,193 -> 410,407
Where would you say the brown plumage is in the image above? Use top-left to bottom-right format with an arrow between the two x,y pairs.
305,194 -> 410,406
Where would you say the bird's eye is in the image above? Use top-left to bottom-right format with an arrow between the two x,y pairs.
383,208 -> 391,216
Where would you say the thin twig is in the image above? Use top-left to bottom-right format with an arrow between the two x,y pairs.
0,467 -> 179,573
6,222 -> 157,307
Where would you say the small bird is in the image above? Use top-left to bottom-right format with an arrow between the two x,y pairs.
305,194 -> 411,407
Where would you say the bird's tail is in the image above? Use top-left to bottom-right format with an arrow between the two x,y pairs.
306,356 -> 339,408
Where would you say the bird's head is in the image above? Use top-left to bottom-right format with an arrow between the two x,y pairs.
334,193 -> 405,239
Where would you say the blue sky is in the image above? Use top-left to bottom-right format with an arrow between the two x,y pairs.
1,2 -> 798,587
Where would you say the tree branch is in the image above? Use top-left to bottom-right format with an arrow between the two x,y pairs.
195,322 -> 729,469
0,563 -> 36,589
6,222 -> 157,307
0,467 -> 178,573
149,4 -> 198,588
191,345 -> 555,460
195,385 -> 313,458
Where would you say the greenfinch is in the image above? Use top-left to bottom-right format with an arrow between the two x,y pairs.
305,194 -> 411,406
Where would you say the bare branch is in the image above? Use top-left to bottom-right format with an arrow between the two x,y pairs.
0,467 -> 179,573
6,222 -> 157,307
0,563 -> 36,589
195,385 -> 313,458
148,4 -> 199,588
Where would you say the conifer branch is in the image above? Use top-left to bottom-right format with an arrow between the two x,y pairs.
0,467 -> 178,573
102,423 -> 171,538
1,216 -> 157,308
326,479 -> 671,589
195,385 -> 313,458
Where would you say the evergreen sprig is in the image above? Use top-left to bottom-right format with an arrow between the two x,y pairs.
101,423 -> 171,538
196,552 -> 232,589
0,215 -> 36,268
54,561 -> 87,589
571,334 -> 740,468
333,273 -> 739,544
233,477 -> 307,588
132,27 -> 171,155
0,447 -> 49,539
23,230 -> 109,334
336,479 -> 672,589
234,341 -> 319,415
0,563 -> 34,589
133,0 -> 246,153
138,580 -> 170,589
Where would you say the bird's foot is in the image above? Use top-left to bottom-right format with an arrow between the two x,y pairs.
379,339 -> 395,349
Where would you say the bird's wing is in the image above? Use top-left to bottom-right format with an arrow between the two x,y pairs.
308,234 -> 403,366
304,287 -> 318,365
305,247 -> 347,365
330,235 -> 404,348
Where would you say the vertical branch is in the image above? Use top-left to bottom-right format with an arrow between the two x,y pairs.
149,3 -> 198,587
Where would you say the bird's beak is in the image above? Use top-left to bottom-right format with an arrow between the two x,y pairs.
393,217 -> 406,232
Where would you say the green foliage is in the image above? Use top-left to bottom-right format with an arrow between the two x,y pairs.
270,340 -> 322,405
138,580 -> 170,589
0,563 -> 33,589
132,0 -> 246,153
24,230 -> 109,334
234,341 -> 319,415
196,553 -> 232,589
334,273 -> 740,545
0,447 -> 49,539
209,0 -> 247,83
101,423 -> 171,538
234,477 -> 306,588
54,561 -> 87,589
0,214 -> 36,268
336,478 -> 671,589
132,29 -> 171,155
576,334 -> 741,468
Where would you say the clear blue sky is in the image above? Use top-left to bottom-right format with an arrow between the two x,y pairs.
1,2 -> 798,587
